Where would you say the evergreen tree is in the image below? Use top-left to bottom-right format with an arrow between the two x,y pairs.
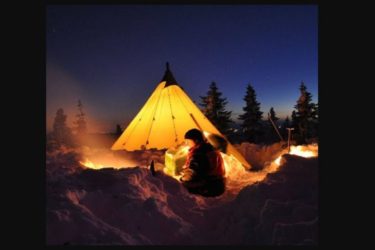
267,107 -> 280,143
281,116 -> 291,139
291,110 -> 298,128
312,102 -> 319,138
115,124 -> 123,136
74,100 -> 87,135
283,116 -> 291,129
269,107 -> 279,123
293,82 -> 318,144
238,84 -> 263,143
290,110 -> 299,143
199,82 -> 233,135
312,102 -> 319,120
52,108 -> 73,145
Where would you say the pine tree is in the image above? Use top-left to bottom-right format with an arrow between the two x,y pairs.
312,102 -> 319,138
74,100 -> 87,135
199,82 -> 233,135
283,116 -> 290,129
267,107 -> 280,143
52,108 -> 73,145
269,107 -> 279,123
312,102 -> 319,120
238,84 -> 263,143
293,82 -> 318,144
115,124 -> 122,136
281,116 -> 291,139
291,110 -> 298,128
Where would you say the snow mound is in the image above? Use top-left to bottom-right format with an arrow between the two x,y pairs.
213,154 -> 318,245
47,145 -> 318,245
235,142 -> 285,170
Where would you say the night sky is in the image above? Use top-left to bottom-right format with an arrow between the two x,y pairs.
47,5 -> 317,133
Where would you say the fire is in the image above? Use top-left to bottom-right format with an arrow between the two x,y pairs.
289,145 -> 318,158
272,144 -> 318,168
274,155 -> 283,166
120,142 -> 320,198
79,159 -> 105,169
164,144 -> 318,180
79,157 -> 136,170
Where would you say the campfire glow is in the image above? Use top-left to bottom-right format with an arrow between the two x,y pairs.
164,144 -> 318,187
80,144 -> 318,195
271,144 -> 318,171
289,145 -> 317,158
79,157 -> 136,170
79,159 -> 105,169
203,144 -> 319,193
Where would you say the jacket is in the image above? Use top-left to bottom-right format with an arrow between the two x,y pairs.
182,142 -> 225,182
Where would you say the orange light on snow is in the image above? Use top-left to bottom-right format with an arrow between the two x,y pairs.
274,155 -> 283,166
289,145 -> 317,158
272,144 -> 318,167
79,159 -> 105,169
79,158 -> 135,170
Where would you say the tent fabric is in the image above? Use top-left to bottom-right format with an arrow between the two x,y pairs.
111,65 -> 251,169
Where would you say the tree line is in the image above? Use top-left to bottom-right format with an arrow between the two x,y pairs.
48,100 -> 88,147
49,81 -> 318,147
199,81 -> 318,145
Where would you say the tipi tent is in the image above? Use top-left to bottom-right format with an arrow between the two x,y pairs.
111,63 -> 250,169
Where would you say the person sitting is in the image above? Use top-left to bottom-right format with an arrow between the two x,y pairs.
180,129 -> 226,197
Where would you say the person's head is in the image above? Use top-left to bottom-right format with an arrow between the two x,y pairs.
184,129 -> 204,148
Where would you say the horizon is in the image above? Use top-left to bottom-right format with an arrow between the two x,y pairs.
46,103 -> 292,134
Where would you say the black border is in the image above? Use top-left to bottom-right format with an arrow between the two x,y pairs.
12,0 -> 340,248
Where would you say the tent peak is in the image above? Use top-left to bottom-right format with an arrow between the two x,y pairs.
162,62 -> 178,87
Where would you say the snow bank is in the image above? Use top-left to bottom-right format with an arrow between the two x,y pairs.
213,154 -> 319,245
46,143 -> 318,245
234,142 -> 286,170
47,165 -> 219,245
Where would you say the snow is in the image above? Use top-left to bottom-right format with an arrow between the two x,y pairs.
46,141 -> 318,245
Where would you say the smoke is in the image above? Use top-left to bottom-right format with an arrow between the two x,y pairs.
73,133 -> 165,170
46,62 -> 113,133
76,133 -> 137,169
47,63 -> 83,132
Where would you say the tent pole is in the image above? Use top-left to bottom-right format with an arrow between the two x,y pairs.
190,113 -> 203,131
268,113 -> 284,142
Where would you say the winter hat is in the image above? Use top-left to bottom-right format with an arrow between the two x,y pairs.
184,129 -> 204,143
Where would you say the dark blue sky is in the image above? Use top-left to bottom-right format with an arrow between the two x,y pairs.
47,5 -> 317,133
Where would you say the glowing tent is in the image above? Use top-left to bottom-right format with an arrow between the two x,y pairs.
111,63 -> 250,169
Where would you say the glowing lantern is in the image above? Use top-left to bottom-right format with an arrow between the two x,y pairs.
164,145 -> 189,176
